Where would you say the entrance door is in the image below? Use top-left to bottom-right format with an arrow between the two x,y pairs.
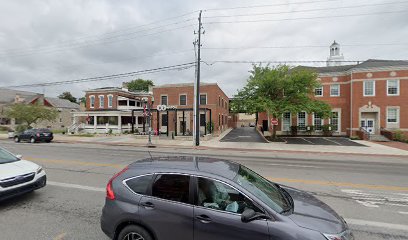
361,119 -> 375,134
262,120 -> 268,132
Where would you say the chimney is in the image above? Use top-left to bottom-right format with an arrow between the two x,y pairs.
122,82 -> 129,91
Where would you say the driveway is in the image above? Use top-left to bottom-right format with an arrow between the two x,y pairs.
220,127 -> 267,143
281,137 -> 366,147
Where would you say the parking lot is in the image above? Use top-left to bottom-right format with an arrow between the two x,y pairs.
281,137 -> 366,146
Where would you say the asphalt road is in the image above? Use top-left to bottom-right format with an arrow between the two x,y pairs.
221,127 -> 267,142
1,140 -> 408,240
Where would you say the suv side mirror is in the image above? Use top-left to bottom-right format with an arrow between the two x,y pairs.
241,208 -> 270,223
16,155 -> 22,159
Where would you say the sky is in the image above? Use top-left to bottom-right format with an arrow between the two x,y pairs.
0,0 -> 407,98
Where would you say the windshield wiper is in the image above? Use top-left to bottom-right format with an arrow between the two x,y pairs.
276,184 -> 294,214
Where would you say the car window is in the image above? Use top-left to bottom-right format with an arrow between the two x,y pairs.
0,148 -> 19,164
24,130 -> 32,134
152,174 -> 190,204
234,166 -> 290,214
197,177 -> 260,214
125,174 -> 153,195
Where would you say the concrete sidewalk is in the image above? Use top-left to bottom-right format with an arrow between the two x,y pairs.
1,132 -> 407,156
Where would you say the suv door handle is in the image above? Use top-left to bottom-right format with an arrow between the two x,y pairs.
196,215 -> 212,223
140,202 -> 154,209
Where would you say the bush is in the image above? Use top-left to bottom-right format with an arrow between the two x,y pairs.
108,129 -> 113,135
15,125 -> 28,133
0,126 -> 12,132
53,129 -> 67,134
305,125 -> 314,135
290,126 -> 298,136
206,121 -> 214,133
350,135 -> 360,140
394,130 -> 406,142
322,124 -> 334,136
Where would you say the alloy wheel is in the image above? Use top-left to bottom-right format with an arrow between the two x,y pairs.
30,137 -> 35,143
122,232 -> 144,240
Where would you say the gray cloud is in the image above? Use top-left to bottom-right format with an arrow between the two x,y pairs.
0,0 -> 407,98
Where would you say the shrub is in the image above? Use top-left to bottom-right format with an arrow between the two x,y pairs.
322,124 -> 334,137
290,126 -> 298,136
108,129 -> 113,135
394,130 -> 406,142
305,125 -> 314,135
350,135 -> 360,140
206,121 -> 214,133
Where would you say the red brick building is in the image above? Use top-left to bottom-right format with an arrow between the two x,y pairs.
152,83 -> 230,136
258,59 -> 408,138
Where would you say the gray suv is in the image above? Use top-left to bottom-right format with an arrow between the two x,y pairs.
101,157 -> 353,240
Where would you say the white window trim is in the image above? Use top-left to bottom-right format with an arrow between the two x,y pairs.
200,93 -> 208,105
330,84 -> 340,97
312,113 -> 323,131
107,94 -> 113,108
98,95 -> 105,108
89,95 -> 95,108
363,80 -> 376,97
315,86 -> 323,97
179,94 -> 187,106
386,79 -> 400,96
160,94 -> 168,105
329,110 -> 341,133
281,112 -> 291,132
386,107 -> 399,124
297,112 -> 307,130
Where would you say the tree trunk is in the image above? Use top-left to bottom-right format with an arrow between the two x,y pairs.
272,115 -> 277,140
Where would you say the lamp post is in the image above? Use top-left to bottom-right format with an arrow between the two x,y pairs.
143,97 -> 155,148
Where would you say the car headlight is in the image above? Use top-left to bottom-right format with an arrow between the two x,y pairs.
322,234 -> 342,240
36,167 -> 43,174
323,230 -> 354,240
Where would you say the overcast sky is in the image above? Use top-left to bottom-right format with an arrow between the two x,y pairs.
0,0 -> 407,98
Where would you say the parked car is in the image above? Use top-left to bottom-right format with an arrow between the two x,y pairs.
7,131 -> 15,138
101,157 -> 353,240
14,128 -> 53,143
249,122 -> 256,127
0,147 -> 46,201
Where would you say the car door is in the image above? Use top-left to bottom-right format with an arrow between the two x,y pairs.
193,177 -> 270,240
20,130 -> 31,140
138,173 -> 194,240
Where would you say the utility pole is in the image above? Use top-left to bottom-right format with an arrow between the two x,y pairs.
194,10 -> 203,147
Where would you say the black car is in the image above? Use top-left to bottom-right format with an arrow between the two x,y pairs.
101,156 -> 353,240
14,128 -> 54,143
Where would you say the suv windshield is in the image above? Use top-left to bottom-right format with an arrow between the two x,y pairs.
0,148 -> 19,164
234,165 -> 290,213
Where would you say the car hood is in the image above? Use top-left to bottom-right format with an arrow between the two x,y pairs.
0,160 -> 39,180
283,186 -> 346,234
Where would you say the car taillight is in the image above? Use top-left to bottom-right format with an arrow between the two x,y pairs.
106,166 -> 129,200
36,133 -> 40,137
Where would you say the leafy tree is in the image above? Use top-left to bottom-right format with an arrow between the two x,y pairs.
5,103 -> 59,129
78,97 -> 86,104
126,79 -> 154,92
233,65 -> 332,139
58,91 -> 77,103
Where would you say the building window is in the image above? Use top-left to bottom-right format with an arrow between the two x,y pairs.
200,94 -> 207,105
297,112 -> 306,131
387,108 -> 398,123
179,95 -> 187,106
364,80 -> 375,96
118,100 -> 127,106
330,84 -> 340,96
330,112 -> 339,132
161,95 -> 168,105
129,100 -> 136,106
200,114 -> 206,127
161,114 -> 168,126
387,80 -> 399,96
313,113 -> 322,131
283,112 -> 291,131
90,96 -> 95,108
222,99 -> 225,108
218,96 -> 221,106
108,95 -> 113,108
315,86 -> 323,96
99,96 -> 104,108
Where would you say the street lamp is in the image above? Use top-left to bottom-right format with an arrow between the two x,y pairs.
142,97 -> 155,148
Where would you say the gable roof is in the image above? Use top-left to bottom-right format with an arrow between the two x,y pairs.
0,88 -> 41,104
45,97 -> 80,110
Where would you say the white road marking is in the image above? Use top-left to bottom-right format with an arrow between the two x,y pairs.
399,211 -> 408,215
300,138 -> 314,144
346,219 -> 408,232
267,163 -> 323,169
48,181 -> 105,192
342,189 -> 408,208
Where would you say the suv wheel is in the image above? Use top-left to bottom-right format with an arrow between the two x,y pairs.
14,136 -> 20,143
118,225 -> 152,240
30,137 -> 36,143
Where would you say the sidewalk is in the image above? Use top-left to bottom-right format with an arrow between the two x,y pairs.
1,133 -> 407,156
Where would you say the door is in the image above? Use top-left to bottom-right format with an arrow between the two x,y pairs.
194,177 -> 269,240
138,174 -> 193,240
262,120 -> 268,132
20,130 -> 33,140
361,119 -> 375,134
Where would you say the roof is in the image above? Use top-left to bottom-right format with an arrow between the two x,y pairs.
153,82 -> 218,88
0,88 -> 41,104
297,59 -> 408,74
86,87 -> 149,95
45,97 -> 80,110
128,156 -> 240,180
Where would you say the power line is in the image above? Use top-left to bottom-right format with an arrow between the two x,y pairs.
203,43 -> 408,50
203,1 -> 408,19
204,0 -> 340,11
1,62 -> 196,89
203,60 -> 408,65
205,10 -> 407,24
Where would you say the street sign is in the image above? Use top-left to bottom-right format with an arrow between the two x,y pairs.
271,118 -> 279,126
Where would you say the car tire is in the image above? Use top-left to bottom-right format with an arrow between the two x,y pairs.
14,136 -> 20,143
117,225 -> 153,240
30,137 -> 36,143
46,140 -> 51,143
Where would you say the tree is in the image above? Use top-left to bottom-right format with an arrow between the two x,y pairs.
126,79 -> 154,92
233,65 -> 332,139
78,97 -> 86,104
5,103 -> 59,129
58,91 -> 77,103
